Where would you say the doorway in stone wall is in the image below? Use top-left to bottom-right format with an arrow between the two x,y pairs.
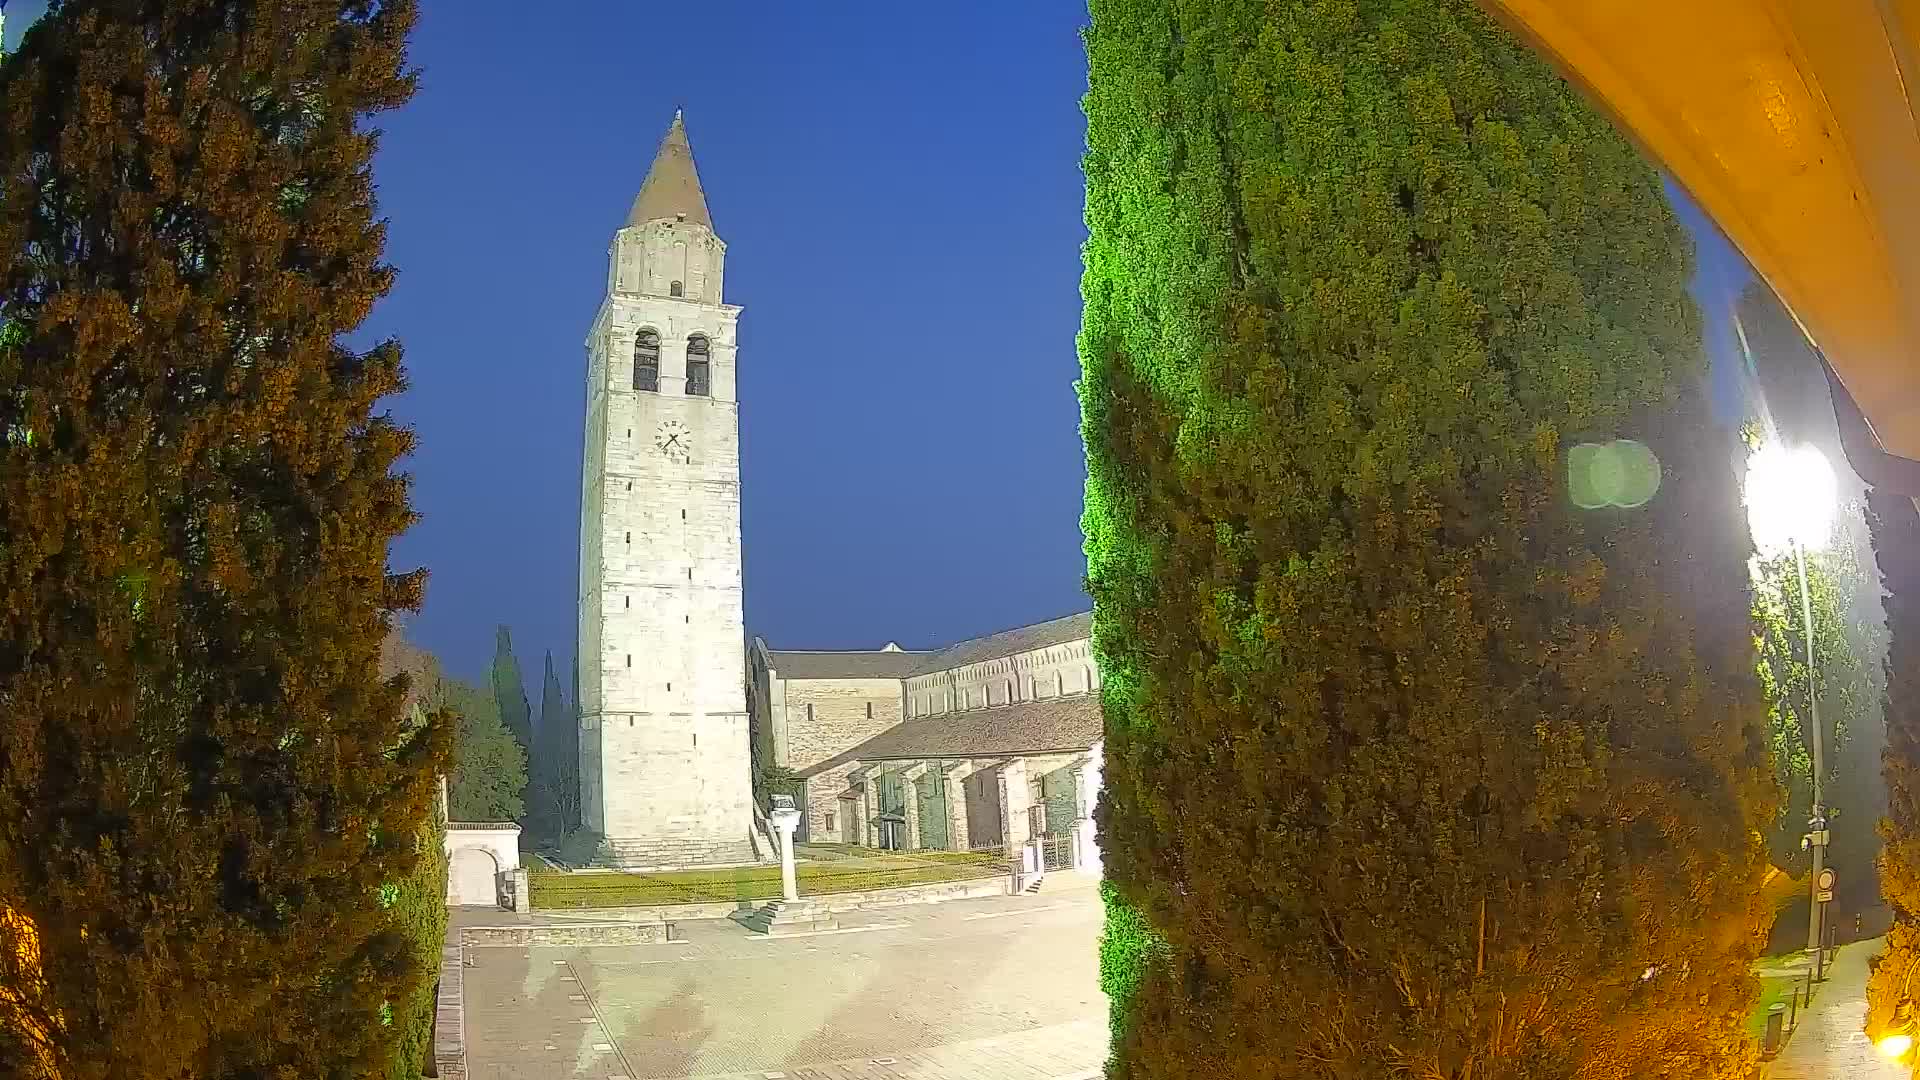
963,767 -> 1003,850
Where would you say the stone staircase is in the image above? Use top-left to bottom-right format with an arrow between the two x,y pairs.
601,833 -> 764,870
731,898 -> 838,936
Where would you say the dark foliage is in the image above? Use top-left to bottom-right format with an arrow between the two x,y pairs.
1078,1 -> 1776,1075
0,1 -> 448,1076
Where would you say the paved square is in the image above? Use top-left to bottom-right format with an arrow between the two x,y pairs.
463,886 -> 1108,1079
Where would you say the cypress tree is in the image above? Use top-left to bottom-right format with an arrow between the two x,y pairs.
529,649 -> 579,840
489,624 -> 533,753
0,2 -> 447,1077
1078,1 -> 1776,1074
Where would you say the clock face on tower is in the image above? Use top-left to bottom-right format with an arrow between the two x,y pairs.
654,419 -> 692,464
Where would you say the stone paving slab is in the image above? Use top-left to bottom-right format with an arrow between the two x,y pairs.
655,1020 -> 1105,1080
463,892 -> 1107,1080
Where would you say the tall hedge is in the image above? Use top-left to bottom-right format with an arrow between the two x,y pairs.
1867,487 -> 1920,1045
1078,1 -> 1777,1075
382,746 -> 448,1080
0,2 -> 447,1076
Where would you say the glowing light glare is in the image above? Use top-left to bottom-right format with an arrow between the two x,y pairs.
1568,439 -> 1662,509
1877,1033 -> 1913,1060
1744,442 -> 1838,558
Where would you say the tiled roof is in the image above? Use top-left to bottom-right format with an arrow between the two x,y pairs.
798,693 -> 1102,777
765,649 -> 931,680
908,610 -> 1092,676
627,111 -> 713,230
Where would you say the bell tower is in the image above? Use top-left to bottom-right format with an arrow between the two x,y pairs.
578,112 -> 756,865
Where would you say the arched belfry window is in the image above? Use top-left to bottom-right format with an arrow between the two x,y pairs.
686,334 -> 711,397
669,280 -> 684,297
633,329 -> 660,392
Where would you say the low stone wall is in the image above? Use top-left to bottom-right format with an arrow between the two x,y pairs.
458,921 -> 673,947
433,944 -> 465,1080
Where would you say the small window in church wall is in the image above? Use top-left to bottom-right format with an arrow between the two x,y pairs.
670,280 -> 684,297
686,335 -> 711,397
866,701 -> 873,720
633,329 -> 660,392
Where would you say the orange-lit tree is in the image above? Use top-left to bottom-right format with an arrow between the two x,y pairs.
0,2 -> 447,1077
1867,486 -> 1920,1054
1079,0 -> 1777,1074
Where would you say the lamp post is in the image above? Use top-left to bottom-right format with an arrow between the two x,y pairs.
1744,441 -> 1840,979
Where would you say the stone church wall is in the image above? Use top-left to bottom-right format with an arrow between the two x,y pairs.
903,638 -> 1100,719
778,678 -> 902,839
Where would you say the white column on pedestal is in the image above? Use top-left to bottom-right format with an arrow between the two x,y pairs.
772,808 -> 801,902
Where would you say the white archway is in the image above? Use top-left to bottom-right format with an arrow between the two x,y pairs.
448,847 -> 499,907
444,822 -> 521,908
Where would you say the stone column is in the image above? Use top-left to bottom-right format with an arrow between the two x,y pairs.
771,808 -> 801,902
861,773 -> 881,848
1072,758 -> 1100,874
997,759 -> 1032,851
944,761 -> 977,852
901,763 -> 928,850
510,868 -> 531,913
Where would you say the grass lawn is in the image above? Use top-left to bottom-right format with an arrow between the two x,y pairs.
1747,972 -> 1811,1042
530,848 -> 1008,909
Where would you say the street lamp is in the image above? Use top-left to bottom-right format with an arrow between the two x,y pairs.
1744,440 -> 1839,979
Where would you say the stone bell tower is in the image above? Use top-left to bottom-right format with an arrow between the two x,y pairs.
577,112 -> 756,866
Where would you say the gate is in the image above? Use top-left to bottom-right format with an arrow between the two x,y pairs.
1039,831 -> 1074,871
1029,804 -> 1075,871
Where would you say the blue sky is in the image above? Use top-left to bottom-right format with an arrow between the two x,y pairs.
0,0 -> 49,53
7,1 -> 1756,684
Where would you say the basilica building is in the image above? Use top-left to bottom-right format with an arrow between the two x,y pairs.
578,114 -> 1102,875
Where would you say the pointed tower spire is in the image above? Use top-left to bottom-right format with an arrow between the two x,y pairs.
626,110 -> 713,230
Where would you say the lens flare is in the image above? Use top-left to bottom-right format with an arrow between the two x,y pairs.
1568,439 -> 1662,509
1877,1033 -> 1912,1059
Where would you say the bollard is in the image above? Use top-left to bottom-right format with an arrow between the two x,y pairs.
1764,1002 -> 1788,1056
1789,986 -> 1800,1029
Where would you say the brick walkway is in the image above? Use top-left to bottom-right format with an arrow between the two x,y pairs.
1768,939 -> 1906,1079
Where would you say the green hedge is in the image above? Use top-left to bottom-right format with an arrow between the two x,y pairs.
1078,0 -> 1775,1074
530,850 -> 1005,908
383,808 -> 449,1080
